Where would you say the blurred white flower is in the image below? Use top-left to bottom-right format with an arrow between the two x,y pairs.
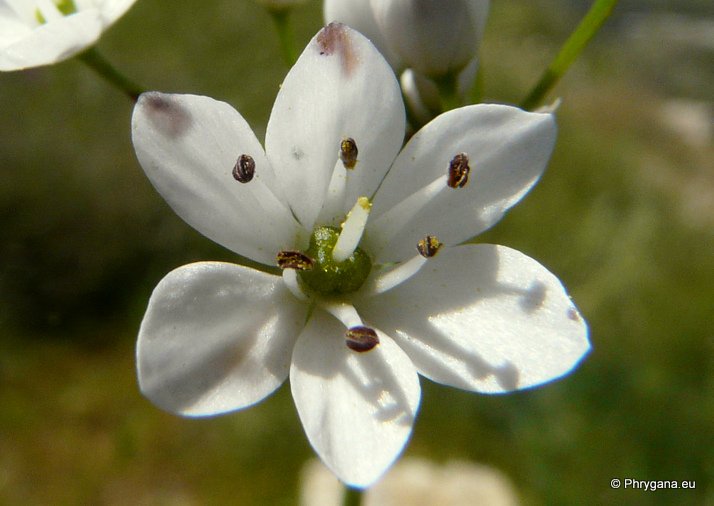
324,0 -> 489,79
301,458 -> 521,506
0,0 -> 137,71
132,23 -> 589,488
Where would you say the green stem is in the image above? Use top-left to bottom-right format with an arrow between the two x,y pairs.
343,486 -> 363,506
77,47 -> 145,102
434,73 -> 462,112
268,8 -> 298,66
520,0 -> 619,110
468,61 -> 485,105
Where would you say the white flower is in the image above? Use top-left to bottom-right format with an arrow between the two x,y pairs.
301,458 -> 520,506
324,0 -> 489,79
132,23 -> 590,488
0,0 -> 137,71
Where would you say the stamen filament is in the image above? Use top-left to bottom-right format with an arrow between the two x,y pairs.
321,301 -> 363,328
316,159 -> 347,226
332,197 -> 371,263
282,269 -> 309,301
365,254 -> 427,295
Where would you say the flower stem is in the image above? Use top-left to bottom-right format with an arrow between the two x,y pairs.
343,486 -> 363,506
519,0 -> 619,111
267,7 -> 298,66
435,73 -> 462,112
77,47 -> 145,102
468,63 -> 485,105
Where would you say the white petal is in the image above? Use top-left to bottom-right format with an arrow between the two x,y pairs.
137,262 -> 306,417
370,0 -> 489,77
2,0 -> 36,25
132,92 -> 301,265
323,0 -> 402,69
291,310 -> 420,488
265,23 -> 405,230
0,12 -> 30,48
359,245 -> 590,393
367,104 -> 557,262
0,10 -> 102,71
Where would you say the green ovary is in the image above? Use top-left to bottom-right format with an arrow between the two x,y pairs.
299,226 -> 372,295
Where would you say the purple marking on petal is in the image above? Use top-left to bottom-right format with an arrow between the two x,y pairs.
567,307 -> 581,321
317,22 -> 357,76
140,92 -> 192,138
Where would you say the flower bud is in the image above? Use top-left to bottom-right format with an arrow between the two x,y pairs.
400,68 -> 440,124
401,56 -> 479,123
370,0 -> 489,79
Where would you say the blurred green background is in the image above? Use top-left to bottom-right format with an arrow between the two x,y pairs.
1,0 -> 712,504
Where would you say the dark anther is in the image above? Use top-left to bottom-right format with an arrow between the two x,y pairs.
417,235 -> 443,258
340,137 -> 358,169
447,152 -> 470,189
345,326 -> 380,352
277,251 -> 314,271
233,154 -> 255,183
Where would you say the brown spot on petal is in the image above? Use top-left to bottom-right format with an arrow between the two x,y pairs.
317,22 -> 357,76
140,92 -> 192,138
345,326 -> 379,352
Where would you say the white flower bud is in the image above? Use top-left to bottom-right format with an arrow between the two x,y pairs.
370,0 -> 489,78
401,68 -> 440,124
401,57 -> 479,123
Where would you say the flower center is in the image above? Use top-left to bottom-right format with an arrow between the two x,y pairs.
298,226 -> 372,295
